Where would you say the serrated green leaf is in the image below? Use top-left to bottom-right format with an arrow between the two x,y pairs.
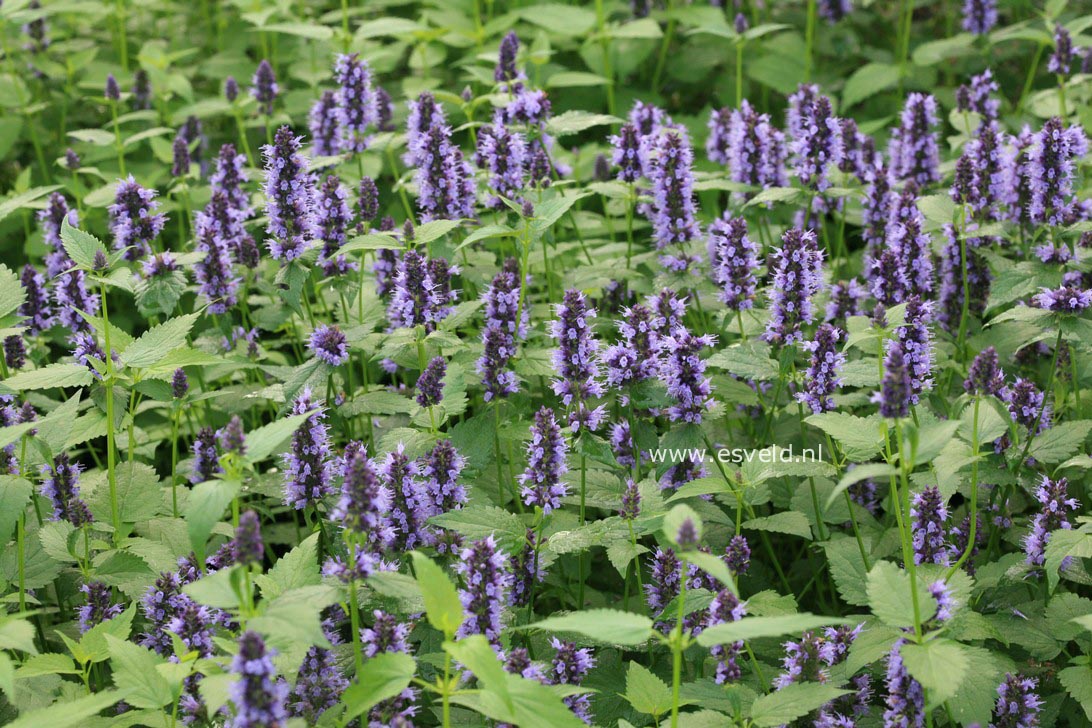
105,634 -> 172,709
899,639 -> 970,706
750,683 -> 851,727
521,609 -> 654,645
119,313 -> 199,369
341,652 -> 418,723
411,551 -> 463,638
696,613 -> 851,647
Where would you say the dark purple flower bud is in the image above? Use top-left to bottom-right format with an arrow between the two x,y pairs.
1048,24 -> 1073,75
104,74 -> 120,101
4,335 -> 26,370
725,535 -> 750,576
334,53 -> 376,154
620,478 -> 641,520
308,324 -> 349,367
77,581 -> 122,634
593,153 -> 611,182
819,0 -> 852,22
357,176 -> 379,228
229,631 -> 288,728
764,228 -> 824,346
645,547 -> 681,613
964,346 -> 1004,396
374,86 -> 394,132
405,91 -> 444,167
64,147 -> 81,169
709,215 -> 759,311
250,59 -> 278,115
262,126 -> 317,262
1025,475 -> 1079,567
1004,377 -> 1051,435
416,356 -> 446,408
455,536 -> 511,645
190,427 -> 221,484
283,389 -> 335,510
734,13 -> 749,33
40,453 -> 92,526
660,327 -> 716,423
519,407 -> 569,514
496,31 -> 521,85
211,142 -> 251,215
233,510 -> 264,567
675,517 -> 700,549
509,528 -> 545,608
1029,117 -> 1088,226
550,289 -> 606,432
478,121 -> 528,209
889,93 -> 940,187
308,90 -> 341,157
18,264 -> 53,334
826,279 -> 867,322
224,75 -> 239,102
649,127 -> 701,272
706,107 -> 733,165
962,0 -> 997,34
71,331 -> 110,378
911,486 -> 950,565
131,69 -> 152,109
875,341 -> 912,419
218,414 -> 246,455
610,123 -> 643,183
109,175 -> 167,260
797,324 -> 845,414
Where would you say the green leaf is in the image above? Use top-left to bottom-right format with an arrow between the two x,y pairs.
245,412 -> 313,462
1045,528 -> 1092,591
411,551 -> 463,638
185,479 -> 240,558
546,71 -> 609,88
86,461 -> 162,525
428,506 -> 526,554
0,264 -> 25,320
258,21 -> 333,40
119,313 -> 199,369
341,652 -> 418,723
823,537 -> 870,606
340,390 -> 416,416
546,111 -> 622,137
688,550 -> 738,594
805,412 -> 884,461
826,463 -> 896,508
77,601 -> 136,664
60,220 -> 109,270
0,185 -> 60,226
867,560 -> 933,628
899,639 -> 970,706
250,585 -> 339,651
254,531 -> 320,600
182,565 -> 242,610
750,683 -> 851,727
1060,665 -> 1092,721
521,609 -> 654,645
625,661 -> 673,717
1028,421 -> 1092,464
744,186 -> 802,208
14,653 -> 79,677
520,4 -> 596,35
0,476 -> 32,542
706,342 -> 779,381
0,363 -> 93,393
948,645 -> 1008,727
6,689 -> 130,728
105,634 -> 172,710
93,550 -> 155,599
696,613 -> 851,647
742,511 -> 813,540
842,62 -> 901,109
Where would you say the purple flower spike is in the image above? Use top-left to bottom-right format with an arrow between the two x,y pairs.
708,589 -> 747,684
1029,117 -> 1088,226
250,59 -> 278,115
551,638 -> 595,723
380,445 -> 430,551
610,123 -> 643,183
649,127 -> 701,271
519,406 -> 569,514
233,510 -> 264,567
964,346 -> 1004,396
455,536 -> 511,645
190,427 -> 222,484
962,0 -> 997,35
109,176 -> 166,260
875,341 -> 912,419
727,100 -> 786,193
19,264 -> 53,334
1033,285 -> 1092,313
605,303 -> 660,388
890,93 -> 940,187
40,453 -> 92,526
478,262 -> 527,402
283,389 -> 335,510
228,631 -> 288,728
706,107 -> 733,165
791,90 -> 843,196
1025,475 -> 1079,567
78,582 -> 122,634
883,639 -> 925,728
309,90 -> 340,157
660,327 -> 717,424
478,121 -> 528,209
911,486 -> 950,565
819,0 -> 852,22
1048,24 -> 1073,75
332,442 -> 394,549
262,126 -> 317,262
495,31 -> 522,86
335,53 -> 376,153
764,228 -> 824,347
550,289 -> 606,432
416,356 -> 446,408
992,674 -> 1043,728
797,324 -> 845,414
193,212 -> 240,314
709,215 -> 759,311
315,174 -> 354,274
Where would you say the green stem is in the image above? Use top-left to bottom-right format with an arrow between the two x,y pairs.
670,560 -> 688,728
577,454 -> 587,609
947,395 -> 979,578
1016,44 -> 1045,115
100,281 -> 121,545
804,0 -> 817,81
110,101 -> 126,177
652,16 -> 676,94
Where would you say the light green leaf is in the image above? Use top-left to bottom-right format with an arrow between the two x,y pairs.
521,609 -> 654,646
105,634 -> 172,709
806,412 -> 884,461
245,412 -> 313,463
255,531 -> 320,600
1060,665 -> 1092,721
119,313 -> 199,369
0,264 -> 25,320
6,689 -> 130,728
750,683 -> 850,726
341,652 -> 418,723
742,511 -> 813,540
696,613 -> 851,647
0,476 -> 32,542
899,639 -> 970,706
625,661 -> 674,717
1045,528 -> 1092,591
826,463 -> 896,509
60,220 -> 109,270
428,506 -> 526,554
0,363 -> 93,393
411,551 -> 463,638
546,111 -> 622,137
842,62 -> 901,109
867,561 -> 933,629
185,479 -> 240,558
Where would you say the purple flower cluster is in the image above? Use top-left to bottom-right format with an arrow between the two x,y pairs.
334,53 -> 376,153
519,406 -> 569,513
388,251 -> 459,331
993,674 -> 1043,728
604,303 -> 660,388
109,176 -> 166,260
1029,117 -> 1088,225
282,388 -> 335,510
889,93 -> 940,187
228,631 -> 288,728
413,111 -> 476,221
709,215 -> 759,310
649,127 -> 701,271
262,126 -> 317,262
550,289 -> 606,432
308,324 -> 349,366
911,485 -> 950,565
77,582 -> 122,634
478,121 -> 528,209
764,228 -> 824,346
790,88 -> 843,195
659,327 -> 716,423
725,100 -> 786,192
40,453 -> 92,526
1024,475 -> 1079,567
797,323 -> 845,414
455,535 -> 511,645
478,262 -> 527,401
962,0 -> 997,35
